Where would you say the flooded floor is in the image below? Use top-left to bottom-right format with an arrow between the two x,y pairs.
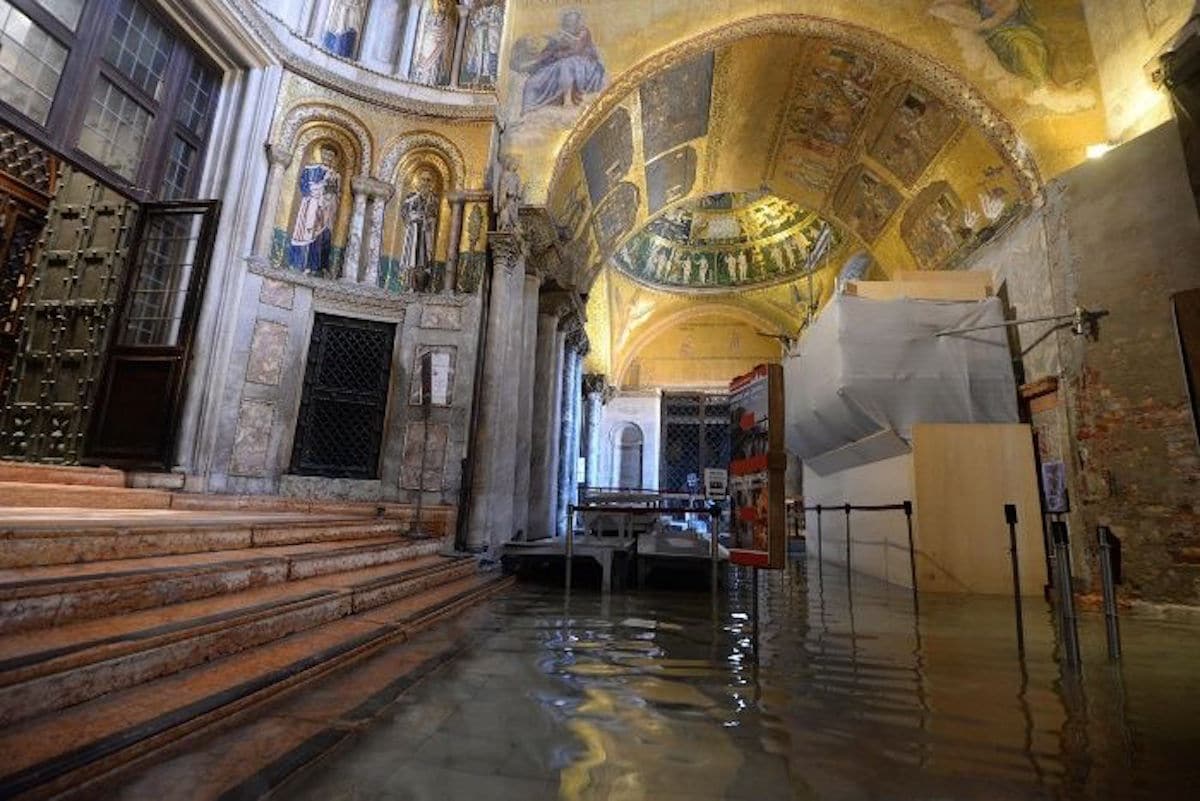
279,559 -> 1200,800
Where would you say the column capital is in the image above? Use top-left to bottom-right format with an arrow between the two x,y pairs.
582,373 -> 614,401
265,143 -> 294,168
353,176 -> 395,199
488,231 -> 527,275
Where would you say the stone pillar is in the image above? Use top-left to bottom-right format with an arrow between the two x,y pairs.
449,3 -> 470,87
466,232 -> 526,551
444,195 -> 466,294
341,177 -> 372,283
361,180 -> 394,288
556,345 -> 578,538
528,296 -> 568,541
510,264 -> 541,539
252,144 -> 293,260
582,374 -> 605,490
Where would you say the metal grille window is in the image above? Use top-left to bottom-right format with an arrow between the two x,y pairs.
660,393 -> 730,493
0,1 -> 67,125
119,209 -> 202,346
78,78 -> 152,180
105,0 -> 170,99
0,0 -> 220,201
291,314 -> 395,479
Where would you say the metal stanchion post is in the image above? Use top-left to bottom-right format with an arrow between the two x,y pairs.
565,505 -> 575,592
1005,504 -> 1026,656
904,500 -> 919,615
1051,521 -> 1081,669
1097,526 -> 1122,661
844,503 -> 852,583
815,504 -> 823,565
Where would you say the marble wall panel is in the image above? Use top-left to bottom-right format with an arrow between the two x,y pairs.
231,399 -> 276,476
245,320 -> 289,386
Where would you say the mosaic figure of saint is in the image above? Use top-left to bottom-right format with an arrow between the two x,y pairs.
399,169 -> 440,292
322,0 -> 366,58
411,0 -> 457,86
929,0 -> 1050,85
512,9 -> 605,115
287,145 -> 342,274
460,0 -> 504,88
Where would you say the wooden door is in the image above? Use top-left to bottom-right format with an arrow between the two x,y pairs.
87,201 -> 219,467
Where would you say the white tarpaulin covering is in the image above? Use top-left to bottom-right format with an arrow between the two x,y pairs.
784,295 -> 1018,468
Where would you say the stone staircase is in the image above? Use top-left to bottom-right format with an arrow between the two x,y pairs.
0,464 -> 509,799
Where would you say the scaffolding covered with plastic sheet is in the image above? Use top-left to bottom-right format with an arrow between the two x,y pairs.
783,294 -> 1018,472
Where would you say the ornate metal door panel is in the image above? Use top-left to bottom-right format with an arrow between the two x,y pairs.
87,202 -> 220,467
290,314 -> 395,479
0,132 -> 55,391
0,158 -> 138,464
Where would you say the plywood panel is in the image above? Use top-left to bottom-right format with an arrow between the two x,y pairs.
911,423 -> 1045,596
845,279 -> 991,302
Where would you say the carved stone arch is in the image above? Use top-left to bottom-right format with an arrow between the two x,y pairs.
276,103 -> 374,176
377,130 -> 467,191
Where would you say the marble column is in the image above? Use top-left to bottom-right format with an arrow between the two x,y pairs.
510,264 -> 541,539
466,232 -> 526,551
341,177 -> 372,283
443,195 -> 466,294
527,297 -> 568,542
449,3 -> 471,87
252,144 -> 293,260
582,375 -> 605,490
556,345 -> 578,538
567,351 -> 584,520
396,1 -> 422,77
361,180 -> 394,288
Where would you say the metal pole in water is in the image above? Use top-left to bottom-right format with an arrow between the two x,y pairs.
904,500 -> 919,615
816,504 -> 823,565
1005,504 -> 1026,656
844,503 -> 852,584
1097,526 -> 1122,661
565,505 -> 575,592
1051,521 -> 1082,670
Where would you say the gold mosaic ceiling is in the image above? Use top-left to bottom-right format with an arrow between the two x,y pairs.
612,191 -> 844,293
547,32 -> 1038,291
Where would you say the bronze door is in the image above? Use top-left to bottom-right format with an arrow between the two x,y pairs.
87,201 -> 219,468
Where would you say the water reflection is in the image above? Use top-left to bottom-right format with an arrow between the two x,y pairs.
288,558 -> 1200,801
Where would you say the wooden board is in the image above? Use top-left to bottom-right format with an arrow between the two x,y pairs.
911,423 -> 1045,596
845,279 -> 992,302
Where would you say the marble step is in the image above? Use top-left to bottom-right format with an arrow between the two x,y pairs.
0,481 -> 174,509
0,515 -> 422,568
0,573 -> 512,801
0,536 -> 450,634
0,461 -> 126,488
0,555 -> 478,726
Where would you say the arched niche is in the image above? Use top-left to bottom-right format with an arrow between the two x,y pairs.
613,423 -> 644,489
380,149 -> 454,292
409,0 -> 458,86
272,123 -> 363,277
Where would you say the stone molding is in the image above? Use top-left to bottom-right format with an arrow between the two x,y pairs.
378,131 -> 468,189
352,175 -> 395,199
276,104 -> 374,176
233,0 -> 497,121
266,143 -> 294,167
248,258 -> 471,315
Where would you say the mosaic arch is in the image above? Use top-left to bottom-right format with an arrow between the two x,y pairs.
612,191 -> 844,293
540,15 -> 1046,291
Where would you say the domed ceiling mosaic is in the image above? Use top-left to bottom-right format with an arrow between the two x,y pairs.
611,192 -> 842,292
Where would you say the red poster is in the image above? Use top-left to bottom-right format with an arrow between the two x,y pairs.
728,364 -> 786,569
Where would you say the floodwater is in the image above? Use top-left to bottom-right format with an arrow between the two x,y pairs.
282,560 -> 1200,801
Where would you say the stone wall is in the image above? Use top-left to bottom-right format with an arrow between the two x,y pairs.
206,260 -> 480,505
966,121 -> 1200,604
599,392 -> 662,490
